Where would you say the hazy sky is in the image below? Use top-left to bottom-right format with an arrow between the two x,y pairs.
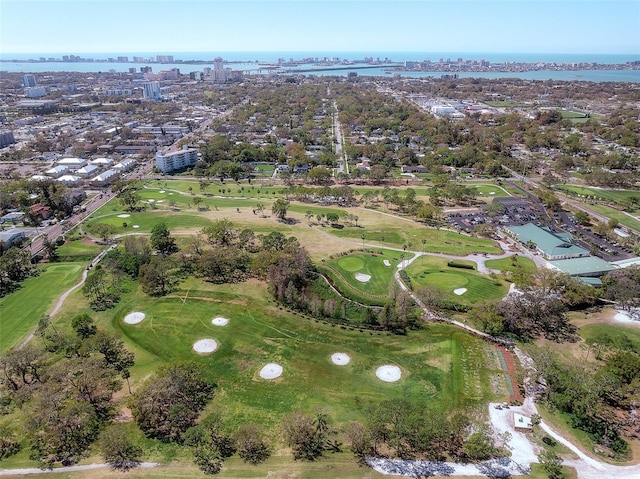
1,0 -> 639,54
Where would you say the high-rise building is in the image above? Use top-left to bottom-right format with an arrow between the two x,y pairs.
155,148 -> 199,173
22,74 -> 36,88
142,81 -> 161,100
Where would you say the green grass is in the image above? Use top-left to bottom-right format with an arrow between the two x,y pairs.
484,100 -> 522,107
86,210 -> 211,235
99,279 -> 503,432
472,184 -> 512,197
329,226 -> 503,255
485,255 -> 537,273
321,249 -> 401,304
557,185 -> 640,208
55,239 -> 103,262
405,256 -> 508,306
0,262 -> 85,352
585,204 -> 640,233
579,323 -> 640,351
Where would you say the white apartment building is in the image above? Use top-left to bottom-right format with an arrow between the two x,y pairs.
155,148 -> 199,173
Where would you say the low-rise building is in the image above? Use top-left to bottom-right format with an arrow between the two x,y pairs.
113,159 -> 136,172
45,165 -> 70,178
0,229 -> 27,248
90,169 -> 118,186
75,164 -> 100,178
57,157 -> 87,170
57,175 -> 81,186
506,223 -> 589,260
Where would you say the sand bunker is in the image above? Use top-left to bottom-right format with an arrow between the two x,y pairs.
117,214 -> 130,218
331,353 -> 351,366
148,199 -> 155,203
383,260 -> 391,267
193,339 -> 218,354
157,200 -> 164,203
132,225 -> 139,229
124,312 -> 145,324
376,365 -> 401,382
490,191 -> 496,195
168,192 -> 174,195
454,288 -> 468,295
614,309 -> 640,323
355,273 -> 371,282
212,316 -> 229,326
259,363 -> 283,379
159,190 -> 166,193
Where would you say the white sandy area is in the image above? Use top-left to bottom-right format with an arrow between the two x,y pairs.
168,192 -> 174,195
383,259 -> 391,266
454,288 -> 467,295
331,353 -> 351,365
613,309 -> 640,323
117,214 -> 130,218
132,225 -> 139,228
212,316 -> 229,326
193,339 -> 218,353
157,200 -> 164,203
124,312 -> 145,324
259,363 -> 283,379
376,365 -> 401,382
148,199 -> 155,203
355,273 -> 371,282
490,191 -> 496,195
159,190 -> 165,193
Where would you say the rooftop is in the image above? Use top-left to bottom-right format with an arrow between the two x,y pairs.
549,256 -> 616,276
506,223 -> 589,259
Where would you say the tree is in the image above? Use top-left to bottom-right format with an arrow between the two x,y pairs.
272,198 -> 290,221
574,211 -> 590,226
538,449 -> 565,479
281,411 -> 326,461
463,429 -> 498,461
130,362 -> 215,443
139,257 -> 175,296
118,189 -> 141,211
92,331 -> 135,393
100,425 -> 143,471
232,425 -> 271,465
201,218 -> 237,246
89,223 -> 116,243
71,312 -> 97,339
185,414 -> 235,475
150,223 -> 178,256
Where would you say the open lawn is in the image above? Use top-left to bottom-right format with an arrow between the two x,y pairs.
55,238 -> 104,262
84,278 -> 506,432
0,262 -> 85,352
557,185 -> 640,209
471,184 -> 512,198
405,256 -> 508,306
586,204 -> 640,233
485,255 -> 537,273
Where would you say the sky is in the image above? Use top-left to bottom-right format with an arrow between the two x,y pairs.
1,0 -> 639,55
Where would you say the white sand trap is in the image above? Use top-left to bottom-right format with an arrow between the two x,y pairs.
331,353 -> 351,366
124,312 -> 145,324
117,214 -> 130,218
168,192 -> 174,195
193,339 -> 218,353
157,200 -> 164,203
454,288 -> 467,295
259,363 -> 283,379
383,259 -> 391,266
132,225 -> 139,228
490,191 -> 496,195
614,309 -> 640,323
355,273 -> 371,282
148,199 -> 155,203
212,316 -> 229,326
376,365 -> 401,382
159,190 -> 166,193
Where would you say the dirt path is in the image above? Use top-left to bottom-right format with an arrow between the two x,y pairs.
0,462 -> 158,476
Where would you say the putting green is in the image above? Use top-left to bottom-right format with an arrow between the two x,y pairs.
337,256 -> 365,272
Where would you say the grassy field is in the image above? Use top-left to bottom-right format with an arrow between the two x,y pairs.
485,255 -> 537,273
0,262 -> 85,352
471,184 -> 512,198
55,238 -> 103,262
321,249 -> 402,304
405,256 -> 508,307
587,204 -> 640,232
557,185 -> 640,208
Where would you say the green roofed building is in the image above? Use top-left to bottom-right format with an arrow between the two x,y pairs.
549,256 -> 616,277
506,223 -> 589,260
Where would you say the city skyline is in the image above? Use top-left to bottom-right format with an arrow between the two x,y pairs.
1,0 -> 639,55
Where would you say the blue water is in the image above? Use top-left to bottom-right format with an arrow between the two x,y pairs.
2,51 -> 639,82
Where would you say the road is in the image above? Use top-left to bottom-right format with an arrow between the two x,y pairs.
332,100 -> 349,176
